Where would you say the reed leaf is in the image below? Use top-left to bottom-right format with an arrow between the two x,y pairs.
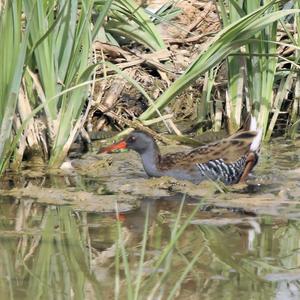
218,0 -> 245,131
106,0 -> 165,50
139,3 -> 300,123
288,0 -> 300,138
166,246 -> 204,300
116,208 -> 133,299
133,204 -> 150,300
23,0 -> 59,119
0,1 -> 30,175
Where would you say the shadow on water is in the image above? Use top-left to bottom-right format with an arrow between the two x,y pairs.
0,139 -> 300,299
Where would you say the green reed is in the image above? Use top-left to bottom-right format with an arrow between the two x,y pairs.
0,0 -> 165,175
139,1 -> 300,137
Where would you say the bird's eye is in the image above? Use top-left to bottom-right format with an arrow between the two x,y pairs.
128,136 -> 136,143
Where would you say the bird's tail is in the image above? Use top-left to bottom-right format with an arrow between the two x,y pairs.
249,116 -> 262,152
238,116 -> 262,183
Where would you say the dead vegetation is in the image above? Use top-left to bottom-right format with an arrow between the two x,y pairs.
88,0 -> 299,143
88,0 -> 222,136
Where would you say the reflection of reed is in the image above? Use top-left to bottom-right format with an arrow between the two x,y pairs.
2,196 -> 300,299
2,204 -> 104,299
112,197 -> 208,300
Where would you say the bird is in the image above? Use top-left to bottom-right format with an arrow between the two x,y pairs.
99,118 -> 262,185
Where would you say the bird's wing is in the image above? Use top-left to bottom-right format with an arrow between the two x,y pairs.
159,131 -> 257,170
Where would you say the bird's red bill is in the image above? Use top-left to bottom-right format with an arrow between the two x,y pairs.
98,140 -> 127,153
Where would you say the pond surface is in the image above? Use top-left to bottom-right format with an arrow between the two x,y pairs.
1,138 -> 300,299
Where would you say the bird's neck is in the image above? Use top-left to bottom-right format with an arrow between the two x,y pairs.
139,142 -> 162,177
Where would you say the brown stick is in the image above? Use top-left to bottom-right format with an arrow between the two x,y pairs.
97,103 -> 174,145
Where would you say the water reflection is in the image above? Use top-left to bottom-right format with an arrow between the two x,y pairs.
0,195 -> 299,299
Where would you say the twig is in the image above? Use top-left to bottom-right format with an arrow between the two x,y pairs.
97,103 -> 175,144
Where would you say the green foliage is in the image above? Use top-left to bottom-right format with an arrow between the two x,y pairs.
0,0 -> 165,174
0,2 -> 29,173
139,1 -> 300,138
105,0 -> 166,50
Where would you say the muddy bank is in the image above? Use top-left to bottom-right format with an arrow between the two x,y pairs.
0,185 -> 139,213
1,140 -> 300,217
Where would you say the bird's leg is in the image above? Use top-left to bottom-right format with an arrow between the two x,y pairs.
238,152 -> 257,183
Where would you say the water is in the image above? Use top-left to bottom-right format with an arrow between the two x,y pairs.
1,138 -> 300,299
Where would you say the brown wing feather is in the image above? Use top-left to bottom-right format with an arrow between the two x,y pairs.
159,131 -> 257,170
